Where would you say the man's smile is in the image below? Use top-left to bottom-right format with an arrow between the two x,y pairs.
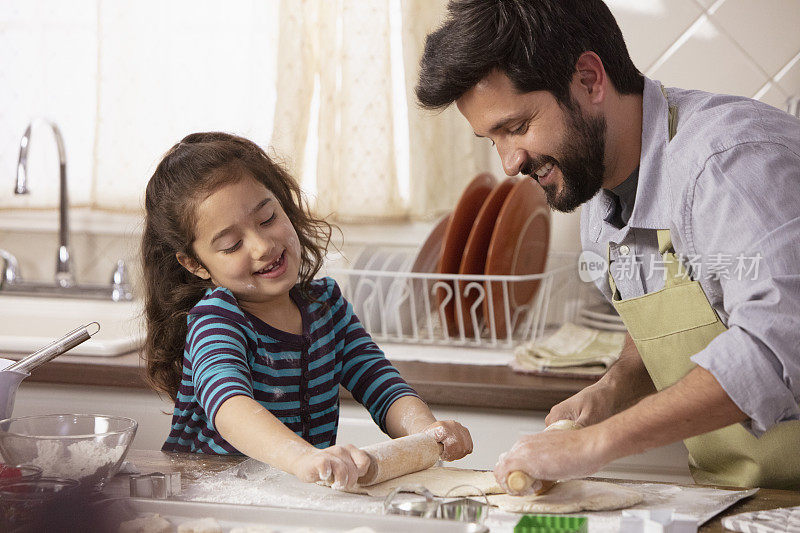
533,162 -> 556,186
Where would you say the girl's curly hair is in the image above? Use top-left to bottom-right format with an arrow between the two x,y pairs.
142,132 -> 333,401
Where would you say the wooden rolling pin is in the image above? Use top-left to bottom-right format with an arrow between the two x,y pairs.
506,419 -> 581,495
357,433 -> 443,486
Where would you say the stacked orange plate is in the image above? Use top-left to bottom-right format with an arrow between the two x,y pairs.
435,173 -> 550,340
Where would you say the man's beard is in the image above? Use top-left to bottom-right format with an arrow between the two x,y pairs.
536,101 -> 606,213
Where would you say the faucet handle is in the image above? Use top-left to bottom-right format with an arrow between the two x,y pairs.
110,259 -> 133,301
0,248 -> 21,287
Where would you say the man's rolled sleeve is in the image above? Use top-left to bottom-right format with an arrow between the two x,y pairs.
691,326 -> 800,436
688,141 -> 800,436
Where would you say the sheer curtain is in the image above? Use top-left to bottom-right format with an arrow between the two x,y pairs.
271,0 -> 492,222
0,0 -> 491,221
93,1 -> 280,210
0,0 -> 280,212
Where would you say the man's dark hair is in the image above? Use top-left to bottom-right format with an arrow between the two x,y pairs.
416,0 -> 644,109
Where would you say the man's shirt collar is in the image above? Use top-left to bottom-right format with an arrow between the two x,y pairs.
625,76 -> 673,230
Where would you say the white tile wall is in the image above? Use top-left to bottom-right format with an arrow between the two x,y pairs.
608,0 -> 800,108
776,52 -> 800,94
607,0 -> 703,70
650,15 -> 769,97
712,0 -> 800,77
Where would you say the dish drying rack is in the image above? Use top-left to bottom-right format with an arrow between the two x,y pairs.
327,247 -> 584,349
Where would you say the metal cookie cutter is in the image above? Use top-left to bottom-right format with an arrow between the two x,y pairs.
383,486 -> 439,519
383,484 -> 489,524
129,472 -> 181,499
437,484 -> 490,524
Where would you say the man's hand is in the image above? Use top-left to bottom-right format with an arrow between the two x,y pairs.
546,381 -> 619,427
423,420 -> 474,461
497,366 -> 749,495
493,426 -> 611,494
547,333 -> 655,427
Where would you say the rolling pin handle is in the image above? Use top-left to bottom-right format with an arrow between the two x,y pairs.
504,421 -> 579,495
506,470 -> 534,493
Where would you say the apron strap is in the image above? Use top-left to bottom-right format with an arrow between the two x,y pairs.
607,244 -> 621,301
657,229 -> 690,287
660,85 -> 678,141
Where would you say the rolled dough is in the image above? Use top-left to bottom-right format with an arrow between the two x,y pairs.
487,480 -> 643,513
336,467 -> 643,514
343,466 -> 504,498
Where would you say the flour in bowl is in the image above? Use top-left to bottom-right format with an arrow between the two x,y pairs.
32,439 -> 124,481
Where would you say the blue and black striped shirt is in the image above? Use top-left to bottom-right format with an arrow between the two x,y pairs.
163,277 -> 419,454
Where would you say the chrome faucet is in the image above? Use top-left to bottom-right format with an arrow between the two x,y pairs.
1,119 -> 133,301
15,119 -> 75,287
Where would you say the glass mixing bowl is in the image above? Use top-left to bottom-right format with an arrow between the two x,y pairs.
0,414 -> 137,489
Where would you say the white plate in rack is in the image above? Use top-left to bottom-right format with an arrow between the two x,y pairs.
350,247 -> 413,335
384,213 -> 451,337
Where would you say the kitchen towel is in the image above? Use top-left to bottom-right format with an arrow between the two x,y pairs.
511,322 -> 625,377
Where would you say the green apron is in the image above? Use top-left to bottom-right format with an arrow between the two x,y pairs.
606,88 -> 800,490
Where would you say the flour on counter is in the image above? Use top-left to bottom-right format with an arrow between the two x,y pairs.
32,439 -> 124,481
182,459 -> 757,533
182,459 -> 383,516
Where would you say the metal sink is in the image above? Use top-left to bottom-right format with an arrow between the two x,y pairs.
0,295 -> 144,356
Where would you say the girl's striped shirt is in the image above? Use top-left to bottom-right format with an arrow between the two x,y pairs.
163,277 -> 419,454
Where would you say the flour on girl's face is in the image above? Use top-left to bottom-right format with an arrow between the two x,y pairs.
189,177 -> 304,307
280,220 -> 302,260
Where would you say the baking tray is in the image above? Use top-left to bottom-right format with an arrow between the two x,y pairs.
130,498 -> 489,532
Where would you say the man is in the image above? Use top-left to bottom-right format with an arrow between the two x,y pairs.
416,0 -> 800,491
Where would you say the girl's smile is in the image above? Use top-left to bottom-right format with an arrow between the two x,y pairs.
253,250 -> 288,278
178,174 -> 302,306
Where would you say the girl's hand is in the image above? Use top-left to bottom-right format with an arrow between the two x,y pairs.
423,420 -> 473,461
293,444 -> 371,490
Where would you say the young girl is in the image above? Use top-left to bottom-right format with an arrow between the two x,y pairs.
142,132 -> 472,490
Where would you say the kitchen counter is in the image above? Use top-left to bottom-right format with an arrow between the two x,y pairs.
121,450 -> 800,532
18,349 -> 595,411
